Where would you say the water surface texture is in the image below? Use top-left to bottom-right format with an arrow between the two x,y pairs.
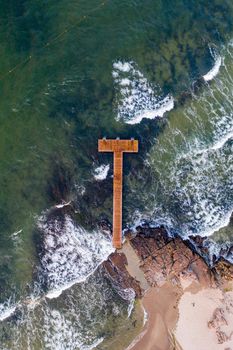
0,0 -> 233,348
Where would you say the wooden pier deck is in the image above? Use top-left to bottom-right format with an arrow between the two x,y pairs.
98,139 -> 138,249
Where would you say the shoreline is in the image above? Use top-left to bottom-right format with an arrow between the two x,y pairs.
121,239 -> 182,350
116,229 -> 233,350
127,282 -> 233,350
127,284 -> 181,350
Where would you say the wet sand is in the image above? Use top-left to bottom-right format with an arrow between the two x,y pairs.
121,241 -> 149,291
122,240 -> 181,350
126,283 -> 181,350
126,282 -> 233,350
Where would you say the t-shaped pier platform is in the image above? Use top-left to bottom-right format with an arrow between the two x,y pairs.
98,139 -> 138,249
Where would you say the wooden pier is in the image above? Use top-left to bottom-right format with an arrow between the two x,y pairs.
98,139 -> 138,249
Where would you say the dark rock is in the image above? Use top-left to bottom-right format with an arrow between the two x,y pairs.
129,227 -> 215,287
103,252 -> 142,300
208,308 -> 228,329
102,226 -> 233,299
216,330 -> 229,344
213,258 -> 233,282
47,164 -> 72,204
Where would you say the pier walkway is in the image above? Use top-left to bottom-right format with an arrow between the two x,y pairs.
98,139 -> 138,249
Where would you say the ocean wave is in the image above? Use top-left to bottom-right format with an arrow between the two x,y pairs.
43,308 -> 104,350
0,269 -> 127,350
38,214 -> 114,299
127,41 -> 233,247
209,131 -> 233,151
203,54 -> 222,81
190,208 -> 233,239
112,60 -> 174,124
202,239 -> 233,265
142,305 -> 148,326
0,299 -> 16,322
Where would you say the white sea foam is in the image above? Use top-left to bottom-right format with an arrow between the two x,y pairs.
142,306 -> 148,326
113,61 -> 132,72
167,145 -> 233,239
11,229 -> 22,237
43,307 -> 104,350
82,337 -> 104,350
113,60 -> 174,124
203,55 -> 222,81
193,130 -> 233,155
0,300 -> 16,322
11,229 -> 23,245
94,164 -> 110,181
55,201 -> 71,209
197,209 -> 233,238
0,305 -> 16,321
45,265 -> 106,300
129,209 -> 174,236
126,96 -> 174,125
202,239 -> 233,265
0,267 -> 124,349
38,214 -> 114,298
118,287 -> 136,301
127,298 -> 135,318
46,289 -> 63,299
210,131 -> 233,150
136,41 -> 233,247
75,184 -> 86,196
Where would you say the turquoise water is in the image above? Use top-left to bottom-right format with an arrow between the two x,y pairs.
0,0 -> 233,348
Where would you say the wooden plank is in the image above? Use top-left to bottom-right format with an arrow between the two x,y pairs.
98,139 -> 138,153
98,139 -> 138,249
113,151 -> 123,249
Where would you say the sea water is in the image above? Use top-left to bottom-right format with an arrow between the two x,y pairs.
0,0 -> 233,348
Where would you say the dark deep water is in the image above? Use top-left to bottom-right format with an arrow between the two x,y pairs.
0,0 -> 233,348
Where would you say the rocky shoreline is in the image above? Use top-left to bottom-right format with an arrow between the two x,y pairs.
104,226 -> 233,297
103,226 -> 233,350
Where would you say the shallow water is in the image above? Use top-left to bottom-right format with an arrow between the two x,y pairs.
0,0 -> 233,348
127,43 -> 233,242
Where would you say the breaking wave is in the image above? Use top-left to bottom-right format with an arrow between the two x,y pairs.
37,213 -> 114,299
112,60 -> 174,124
0,298 -> 16,322
127,42 -> 233,246
0,270 -> 128,350
203,47 -> 222,82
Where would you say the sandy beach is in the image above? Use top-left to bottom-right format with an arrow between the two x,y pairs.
126,281 -> 233,350
122,239 -> 181,350
121,237 -> 233,350
127,283 -> 181,350
175,286 -> 233,350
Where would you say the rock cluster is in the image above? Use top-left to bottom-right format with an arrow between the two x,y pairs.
208,308 -> 228,329
208,296 -> 233,345
129,226 -> 215,288
103,252 -> 142,300
214,258 -> 233,282
103,226 -> 233,297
